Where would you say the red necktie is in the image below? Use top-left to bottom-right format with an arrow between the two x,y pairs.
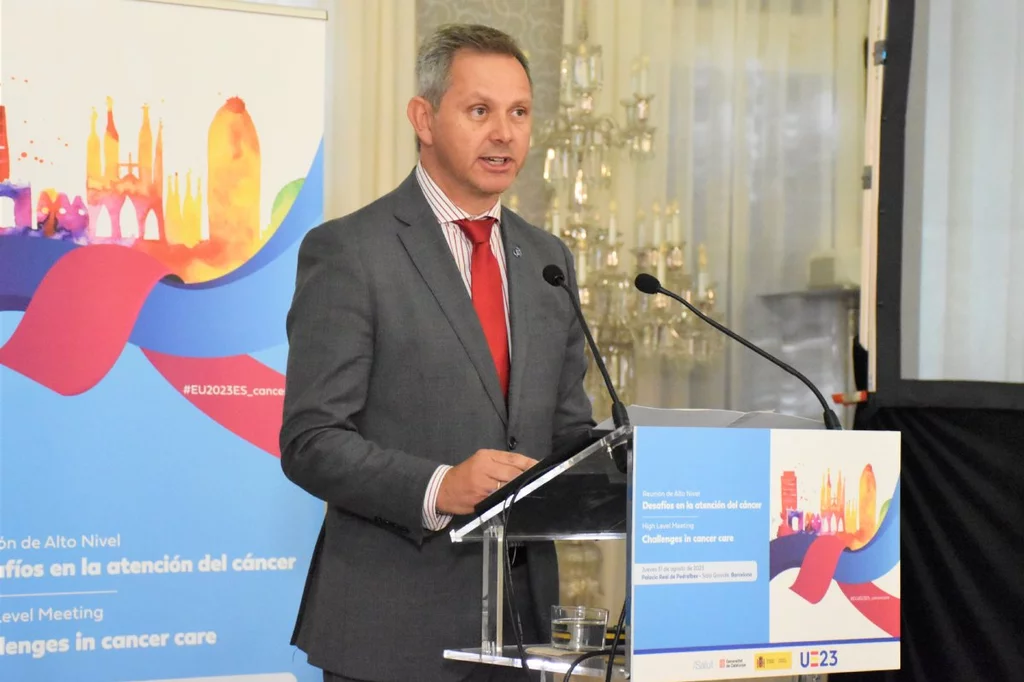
455,217 -> 509,399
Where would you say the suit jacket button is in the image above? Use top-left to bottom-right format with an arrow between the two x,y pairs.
507,437 -> 518,450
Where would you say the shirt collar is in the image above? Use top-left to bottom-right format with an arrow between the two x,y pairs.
415,161 -> 502,226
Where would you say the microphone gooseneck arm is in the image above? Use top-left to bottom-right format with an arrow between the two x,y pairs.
544,265 -> 631,430
634,273 -> 842,430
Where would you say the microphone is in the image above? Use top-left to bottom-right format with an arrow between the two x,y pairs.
634,273 -> 843,431
544,263 -> 630,682
543,264 -> 631,431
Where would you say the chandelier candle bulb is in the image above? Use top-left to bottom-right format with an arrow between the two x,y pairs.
652,203 -> 664,245
574,46 -> 590,90
560,56 -> 574,103
669,203 -> 681,244
608,204 -> 618,245
698,244 -> 709,297
573,168 -> 587,208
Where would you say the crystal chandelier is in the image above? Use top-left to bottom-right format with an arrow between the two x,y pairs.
532,0 -> 724,419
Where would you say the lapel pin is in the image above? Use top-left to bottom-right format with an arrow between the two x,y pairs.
513,246 -> 522,258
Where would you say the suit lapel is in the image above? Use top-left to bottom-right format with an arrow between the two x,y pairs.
502,210 -> 531,435
394,176 -> 508,425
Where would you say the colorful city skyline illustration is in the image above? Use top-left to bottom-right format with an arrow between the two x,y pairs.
0,97 -> 302,283
776,465 -> 890,550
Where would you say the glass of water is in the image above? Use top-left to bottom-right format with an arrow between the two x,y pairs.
550,605 -> 608,651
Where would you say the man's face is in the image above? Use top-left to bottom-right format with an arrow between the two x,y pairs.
413,50 -> 532,212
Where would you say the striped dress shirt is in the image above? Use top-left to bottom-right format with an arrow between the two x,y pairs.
415,162 -> 510,531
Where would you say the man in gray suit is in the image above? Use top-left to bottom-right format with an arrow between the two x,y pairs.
280,23 -> 595,682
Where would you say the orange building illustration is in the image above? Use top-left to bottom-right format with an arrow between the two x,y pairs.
165,171 -> 203,247
776,463 -> 887,548
819,469 -> 846,534
86,97 -> 164,242
208,97 -> 260,247
854,464 -> 878,548
132,95 -> 264,283
845,498 -> 859,539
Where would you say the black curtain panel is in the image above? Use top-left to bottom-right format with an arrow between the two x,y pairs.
839,405 -> 1024,682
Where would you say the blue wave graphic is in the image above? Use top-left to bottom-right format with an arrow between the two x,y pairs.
833,478 -> 901,584
0,238 -> 77,310
768,533 -> 816,579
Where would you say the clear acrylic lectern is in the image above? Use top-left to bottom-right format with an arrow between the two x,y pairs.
444,425 -> 633,680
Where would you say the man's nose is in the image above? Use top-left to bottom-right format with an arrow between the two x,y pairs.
490,116 -> 512,142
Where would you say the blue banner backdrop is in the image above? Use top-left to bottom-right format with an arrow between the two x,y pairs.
0,1 -> 327,680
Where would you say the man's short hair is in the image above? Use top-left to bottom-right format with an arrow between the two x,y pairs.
416,23 -> 532,110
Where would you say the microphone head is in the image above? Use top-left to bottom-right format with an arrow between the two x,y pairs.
542,264 -> 566,287
634,273 -> 661,295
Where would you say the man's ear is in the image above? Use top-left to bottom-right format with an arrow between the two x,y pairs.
406,96 -> 434,148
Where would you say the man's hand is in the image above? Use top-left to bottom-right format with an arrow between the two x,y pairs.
436,449 -> 538,516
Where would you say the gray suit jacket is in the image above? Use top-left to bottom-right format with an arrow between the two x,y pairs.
279,170 -> 595,681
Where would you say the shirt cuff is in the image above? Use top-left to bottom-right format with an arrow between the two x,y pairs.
422,464 -> 454,531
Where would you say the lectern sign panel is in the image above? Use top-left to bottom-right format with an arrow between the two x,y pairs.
630,427 -> 901,681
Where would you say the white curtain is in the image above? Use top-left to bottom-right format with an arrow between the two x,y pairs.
567,0 -> 867,418
245,0 -> 417,220
901,0 -> 1024,384
322,0 -> 417,219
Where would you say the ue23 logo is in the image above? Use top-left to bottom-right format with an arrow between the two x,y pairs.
800,649 -> 838,668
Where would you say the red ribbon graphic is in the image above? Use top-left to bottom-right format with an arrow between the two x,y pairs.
788,534 -> 848,605
788,533 -> 901,637
0,244 -> 169,395
144,350 -> 285,457
838,582 -> 901,638
0,245 -> 284,457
